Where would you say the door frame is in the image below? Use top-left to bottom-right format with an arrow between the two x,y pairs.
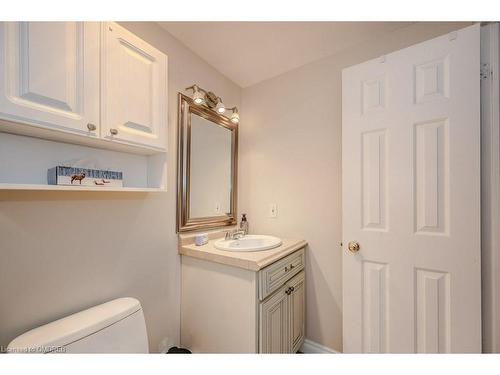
480,22 -> 500,354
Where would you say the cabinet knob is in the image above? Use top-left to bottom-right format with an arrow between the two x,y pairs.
110,128 -> 118,136
290,264 -> 295,269
87,123 -> 96,131
285,286 -> 294,295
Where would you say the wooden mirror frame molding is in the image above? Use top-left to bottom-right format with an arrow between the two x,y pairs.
176,93 -> 238,232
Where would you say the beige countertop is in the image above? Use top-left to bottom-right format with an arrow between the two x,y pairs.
178,235 -> 307,271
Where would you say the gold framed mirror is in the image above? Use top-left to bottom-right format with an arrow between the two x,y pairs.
176,93 -> 238,232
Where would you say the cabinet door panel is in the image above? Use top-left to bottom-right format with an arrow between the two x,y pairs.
288,271 -> 305,353
0,22 -> 100,136
101,22 -> 167,150
259,285 -> 289,353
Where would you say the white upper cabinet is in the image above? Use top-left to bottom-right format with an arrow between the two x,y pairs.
0,21 -> 168,154
101,22 -> 167,150
0,22 -> 100,136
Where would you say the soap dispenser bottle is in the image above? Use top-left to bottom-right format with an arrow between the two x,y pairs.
240,213 -> 249,235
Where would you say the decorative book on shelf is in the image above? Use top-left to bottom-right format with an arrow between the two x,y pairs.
47,166 -> 123,187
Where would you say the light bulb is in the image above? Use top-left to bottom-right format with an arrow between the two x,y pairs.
193,86 -> 204,105
215,99 -> 225,114
230,110 -> 239,124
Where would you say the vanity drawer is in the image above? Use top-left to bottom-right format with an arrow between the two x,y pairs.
259,248 -> 305,300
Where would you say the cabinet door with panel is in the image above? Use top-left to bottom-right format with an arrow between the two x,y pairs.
101,22 -> 167,150
259,284 -> 289,353
288,271 -> 305,353
0,22 -> 100,136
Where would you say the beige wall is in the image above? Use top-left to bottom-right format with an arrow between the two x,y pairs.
0,22 -> 241,352
239,22 -> 471,351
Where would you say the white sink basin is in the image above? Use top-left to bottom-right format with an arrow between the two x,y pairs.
214,235 -> 282,252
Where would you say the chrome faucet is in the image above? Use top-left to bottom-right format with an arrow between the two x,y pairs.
225,229 -> 246,240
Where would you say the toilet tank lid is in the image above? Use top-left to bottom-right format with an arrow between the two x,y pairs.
7,297 -> 142,353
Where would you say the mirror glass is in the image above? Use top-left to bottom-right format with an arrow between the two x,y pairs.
189,114 -> 232,218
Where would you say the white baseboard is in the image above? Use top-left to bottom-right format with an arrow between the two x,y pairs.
300,339 -> 339,354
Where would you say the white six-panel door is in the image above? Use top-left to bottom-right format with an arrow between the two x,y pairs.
0,22 -> 100,136
342,24 -> 481,353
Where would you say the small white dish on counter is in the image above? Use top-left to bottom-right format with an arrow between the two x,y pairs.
214,235 -> 282,252
194,233 -> 209,246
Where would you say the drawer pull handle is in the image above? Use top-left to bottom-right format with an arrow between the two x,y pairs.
285,264 -> 295,272
285,286 -> 295,295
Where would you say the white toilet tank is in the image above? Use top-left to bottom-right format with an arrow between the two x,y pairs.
7,297 -> 149,353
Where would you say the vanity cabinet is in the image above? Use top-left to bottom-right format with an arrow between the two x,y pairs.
0,22 -> 100,136
101,22 -> 167,149
180,242 -> 306,353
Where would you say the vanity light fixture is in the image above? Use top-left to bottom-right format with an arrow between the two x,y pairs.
192,85 -> 205,105
215,98 -> 225,114
185,84 -> 238,124
227,107 -> 239,124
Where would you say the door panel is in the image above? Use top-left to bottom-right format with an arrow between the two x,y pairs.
342,24 -> 481,353
21,23 -> 77,111
259,285 -> 289,353
101,22 -> 167,150
362,261 -> 389,353
415,268 -> 450,353
288,271 -> 305,353
0,22 -> 99,135
361,130 -> 387,230
414,119 -> 448,234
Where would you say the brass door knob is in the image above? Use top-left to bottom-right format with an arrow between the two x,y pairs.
348,241 -> 360,253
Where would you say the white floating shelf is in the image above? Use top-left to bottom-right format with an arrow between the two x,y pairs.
0,183 -> 166,192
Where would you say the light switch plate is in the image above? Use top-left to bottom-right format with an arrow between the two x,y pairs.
269,203 -> 278,218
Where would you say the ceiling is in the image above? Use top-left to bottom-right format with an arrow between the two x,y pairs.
158,22 -> 414,88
